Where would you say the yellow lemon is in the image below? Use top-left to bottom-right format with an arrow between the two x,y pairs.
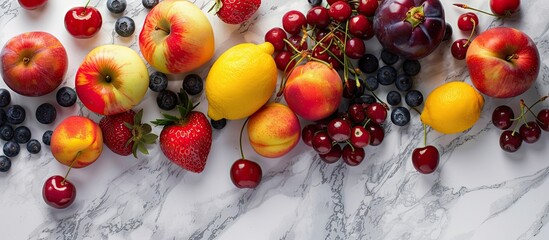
205,42 -> 278,120
420,81 -> 484,134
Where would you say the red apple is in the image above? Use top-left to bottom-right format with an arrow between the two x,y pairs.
42,175 -> 76,209
466,27 -> 540,98
18,0 -> 47,9
0,31 -> 68,97
64,5 -> 102,39
75,45 -> 149,116
138,0 -> 215,74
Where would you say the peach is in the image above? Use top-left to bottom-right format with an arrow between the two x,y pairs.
283,61 -> 343,121
247,103 -> 301,158
50,116 -> 103,168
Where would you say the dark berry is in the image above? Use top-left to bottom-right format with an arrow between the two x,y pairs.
156,90 -> 178,110
519,122 -> 541,144
0,156 -> 11,172
142,0 -> 158,9
405,90 -> 424,107
402,59 -> 421,76
386,91 -> 401,106
380,49 -> 399,65
354,94 -> 376,105
318,144 -> 342,164
3,141 -> 19,157
0,88 -> 11,107
308,0 -> 322,6
377,65 -> 397,85
115,16 -> 135,37
363,76 -> 378,91
211,118 -> 227,130
183,74 -> 204,96
6,105 -> 25,125
42,130 -> 53,146
0,109 -> 6,126
14,126 -> 31,144
0,125 -> 14,141
106,0 -> 126,14
358,53 -> 379,74
492,105 -> 514,130
27,139 -> 41,154
500,130 -> 522,152
36,103 -> 57,124
391,107 -> 411,126
149,71 -> 168,92
56,87 -> 77,107
395,74 -> 413,92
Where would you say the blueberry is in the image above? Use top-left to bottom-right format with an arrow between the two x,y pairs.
156,90 -> 178,110
380,49 -> 399,65
6,105 -> 25,125
0,108 -> 6,126
402,59 -> 421,76
115,16 -> 135,37
391,107 -> 411,126
210,118 -> 227,130
42,130 -> 53,146
149,71 -> 168,92
386,91 -> 401,106
308,0 -> 322,6
26,139 -> 41,154
405,90 -> 424,107
142,0 -> 159,9
377,65 -> 397,86
107,0 -> 127,14
56,87 -> 77,107
443,23 -> 453,41
0,156 -> 11,172
0,125 -> 14,141
183,74 -> 204,96
3,141 -> 19,157
358,53 -> 379,74
36,103 -> 57,124
395,74 -> 413,92
354,94 -> 376,105
0,88 -> 11,107
14,126 -> 31,144
364,76 -> 379,91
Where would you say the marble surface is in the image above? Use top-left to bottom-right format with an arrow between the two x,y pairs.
1,0 -> 548,239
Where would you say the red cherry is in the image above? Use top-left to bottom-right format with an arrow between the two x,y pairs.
490,0 -> 520,16
492,105 -> 515,130
287,34 -> 308,52
329,1 -> 352,22
64,6 -> 103,39
230,159 -> 262,189
327,118 -> 352,142
350,125 -> 370,148
499,130 -> 522,152
319,144 -> 342,164
302,124 -> 319,147
274,51 -> 297,72
282,10 -> 307,35
519,121 -> 542,144
411,145 -> 439,174
264,27 -> 287,52
312,45 -> 330,62
345,38 -> 366,59
365,102 -> 387,125
306,6 -> 330,29
312,131 -> 333,154
341,144 -> 365,166
366,122 -> 384,146
451,38 -> 469,60
537,109 -> 549,131
457,12 -> 479,31
348,103 -> 366,123
357,0 -> 378,17
18,0 -> 47,10
42,175 -> 76,209
348,14 -> 374,40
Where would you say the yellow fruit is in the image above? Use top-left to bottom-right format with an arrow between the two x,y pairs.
420,81 -> 484,134
205,42 -> 278,120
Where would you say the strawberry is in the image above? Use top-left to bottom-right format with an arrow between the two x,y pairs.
99,109 -> 157,157
210,0 -> 261,25
151,89 -> 212,173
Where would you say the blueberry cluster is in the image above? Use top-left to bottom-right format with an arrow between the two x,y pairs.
0,87 -> 77,173
106,0 -> 137,38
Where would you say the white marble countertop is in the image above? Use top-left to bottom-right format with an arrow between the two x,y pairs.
1,0 -> 548,239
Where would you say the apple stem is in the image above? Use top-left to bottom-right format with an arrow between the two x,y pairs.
505,54 -> 519,62
23,57 -> 30,65
154,26 -> 170,34
62,152 -> 81,185
453,3 -> 499,17
239,118 -> 250,160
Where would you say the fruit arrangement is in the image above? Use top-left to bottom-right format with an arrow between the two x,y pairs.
0,0 -> 545,210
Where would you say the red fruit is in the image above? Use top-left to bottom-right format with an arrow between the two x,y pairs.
499,130 -> 522,152
99,109 -> 158,157
319,144 -> 342,163
287,34 -> 308,52
457,12 -> 479,32
264,27 -> 287,52
152,90 -> 212,173
230,159 -> 262,188
274,51 -> 297,72
312,131 -> 333,154
302,124 -> 319,147
365,102 -> 387,125
64,6 -> 103,39
411,145 -> 439,174
213,0 -> 261,24
348,14 -> 374,40
537,109 -> 549,131
341,144 -> 365,166
490,0 -> 520,16
329,1 -> 352,22
350,125 -> 370,148
306,6 -> 330,29
42,175 -> 76,209
366,122 -> 384,146
357,0 -> 378,17
345,38 -> 366,59
282,10 -> 307,35
18,0 -> 47,9
451,38 -> 469,60
519,121 -> 541,144
327,118 -> 352,142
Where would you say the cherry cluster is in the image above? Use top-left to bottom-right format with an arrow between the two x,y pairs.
492,96 -> 549,152
301,101 -> 386,166
451,11 -> 479,60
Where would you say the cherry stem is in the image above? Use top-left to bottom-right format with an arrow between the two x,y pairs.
423,123 -> 427,147
62,152 -> 81,185
513,96 -> 548,124
453,3 -> 499,17
463,19 -> 476,47
239,118 -> 250,160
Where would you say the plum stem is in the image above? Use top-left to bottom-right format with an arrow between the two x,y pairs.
239,118 -> 250,160
404,6 -> 425,28
453,3 -> 499,17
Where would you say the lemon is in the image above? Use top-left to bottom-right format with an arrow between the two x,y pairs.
205,42 -> 278,120
420,81 -> 484,134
